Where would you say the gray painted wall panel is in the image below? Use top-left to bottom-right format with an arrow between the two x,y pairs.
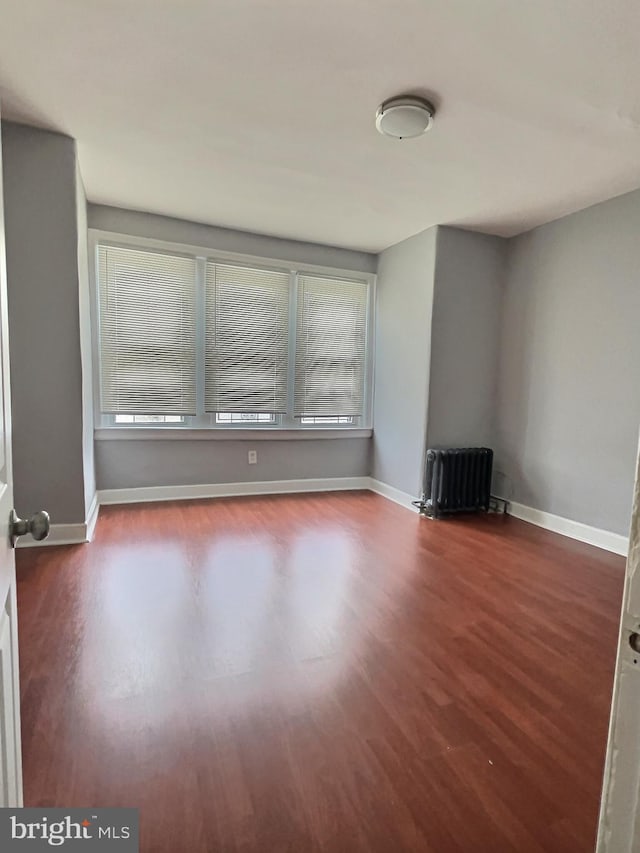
426,227 -> 506,449
2,122 -> 87,523
496,189 -> 640,535
371,228 -> 437,497
96,438 -> 370,490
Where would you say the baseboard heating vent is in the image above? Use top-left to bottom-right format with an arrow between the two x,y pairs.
416,447 -> 493,519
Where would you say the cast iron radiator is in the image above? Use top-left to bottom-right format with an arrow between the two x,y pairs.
421,447 -> 493,518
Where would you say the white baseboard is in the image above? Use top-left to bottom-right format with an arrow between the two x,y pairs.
22,480 -> 626,557
508,501 -> 629,556
366,482 -> 629,556
17,492 -> 101,549
97,476 -> 371,506
16,522 -> 88,548
367,478 -> 420,512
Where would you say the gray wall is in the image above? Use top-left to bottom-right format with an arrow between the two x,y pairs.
496,188 -> 640,536
371,227 -> 437,496
90,204 -> 376,491
426,227 -> 506,448
96,437 -> 369,490
2,122 -> 90,524
88,205 -> 377,274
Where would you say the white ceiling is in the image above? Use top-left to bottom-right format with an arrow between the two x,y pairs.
1,0 -> 640,253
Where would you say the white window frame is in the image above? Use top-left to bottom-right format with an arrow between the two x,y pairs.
89,230 -> 375,441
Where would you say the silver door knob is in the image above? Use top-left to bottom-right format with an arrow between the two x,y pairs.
9,509 -> 50,547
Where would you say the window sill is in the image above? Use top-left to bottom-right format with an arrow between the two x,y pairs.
94,427 -> 373,442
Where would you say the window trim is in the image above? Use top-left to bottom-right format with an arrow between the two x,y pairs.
89,230 -> 376,436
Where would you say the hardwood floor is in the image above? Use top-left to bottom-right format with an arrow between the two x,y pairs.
16,492 -> 624,851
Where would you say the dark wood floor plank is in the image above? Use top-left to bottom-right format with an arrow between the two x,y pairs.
16,492 -> 624,851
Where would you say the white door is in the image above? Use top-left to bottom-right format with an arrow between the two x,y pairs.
597,437 -> 640,851
0,107 -> 23,807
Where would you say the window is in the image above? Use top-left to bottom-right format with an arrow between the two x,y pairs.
114,415 -> 185,425
98,245 -> 197,415
94,240 -> 372,431
205,263 -> 290,414
295,275 -> 368,419
300,416 -> 354,425
215,413 -> 276,425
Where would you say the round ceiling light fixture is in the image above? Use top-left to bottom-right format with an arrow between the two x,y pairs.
375,95 -> 435,139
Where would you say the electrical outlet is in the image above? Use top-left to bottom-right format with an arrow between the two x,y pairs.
248,450 -> 257,465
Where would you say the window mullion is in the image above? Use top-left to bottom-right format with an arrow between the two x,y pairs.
285,270 -> 298,428
194,256 -> 207,425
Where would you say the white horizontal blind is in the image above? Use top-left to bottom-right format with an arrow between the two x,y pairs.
98,245 -> 197,414
205,263 -> 290,413
294,275 -> 368,417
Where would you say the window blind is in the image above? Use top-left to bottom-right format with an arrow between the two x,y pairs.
205,263 -> 290,413
98,245 -> 197,415
294,275 -> 368,417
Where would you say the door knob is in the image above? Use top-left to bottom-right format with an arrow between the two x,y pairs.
9,509 -> 50,548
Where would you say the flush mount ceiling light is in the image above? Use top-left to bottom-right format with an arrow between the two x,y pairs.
375,95 -> 435,139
